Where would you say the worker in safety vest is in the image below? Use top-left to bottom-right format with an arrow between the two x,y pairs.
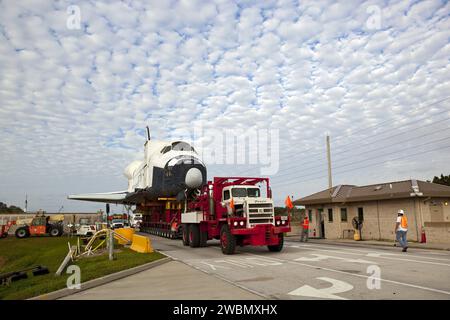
395,209 -> 408,252
300,215 -> 310,242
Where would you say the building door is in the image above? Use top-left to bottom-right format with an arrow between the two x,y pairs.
317,208 -> 325,238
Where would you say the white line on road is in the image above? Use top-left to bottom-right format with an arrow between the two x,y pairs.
295,253 -> 376,264
288,243 -> 450,266
241,251 -> 450,297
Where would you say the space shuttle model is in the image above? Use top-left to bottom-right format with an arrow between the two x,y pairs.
68,127 -> 207,204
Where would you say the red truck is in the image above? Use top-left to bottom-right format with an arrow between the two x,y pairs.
180,177 -> 290,254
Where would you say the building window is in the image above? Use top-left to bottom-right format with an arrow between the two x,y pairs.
328,208 -> 333,222
308,210 -> 312,222
358,207 -> 364,222
340,208 -> 347,222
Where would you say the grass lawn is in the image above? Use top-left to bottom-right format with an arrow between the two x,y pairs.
0,236 -> 165,300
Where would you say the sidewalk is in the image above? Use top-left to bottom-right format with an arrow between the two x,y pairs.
288,237 -> 450,251
62,260 -> 264,300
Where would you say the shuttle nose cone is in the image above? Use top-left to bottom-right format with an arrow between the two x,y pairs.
185,168 -> 203,189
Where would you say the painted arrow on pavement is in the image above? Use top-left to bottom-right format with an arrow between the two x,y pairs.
288,277 -> 354,300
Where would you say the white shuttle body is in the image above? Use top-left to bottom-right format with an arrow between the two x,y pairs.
68,131 -> 206,204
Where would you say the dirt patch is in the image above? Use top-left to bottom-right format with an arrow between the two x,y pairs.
0,256 -> 7,269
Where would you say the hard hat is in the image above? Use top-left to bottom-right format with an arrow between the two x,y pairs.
398,209 -> 404,215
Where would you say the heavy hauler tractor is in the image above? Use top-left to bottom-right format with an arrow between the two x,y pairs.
181,177 -> 290,254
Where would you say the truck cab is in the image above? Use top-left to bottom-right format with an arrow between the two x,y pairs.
221,185 -> 287,228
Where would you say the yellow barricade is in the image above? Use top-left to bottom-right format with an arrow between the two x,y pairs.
114,228 -> 135,245
130,234 -> 153,253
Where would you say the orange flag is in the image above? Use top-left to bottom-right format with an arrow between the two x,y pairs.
230,197 -> 235,210
285,196 -> 293,210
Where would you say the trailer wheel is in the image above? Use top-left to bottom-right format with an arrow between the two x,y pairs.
15,227 -> 30,239
268,233 -> 284,252
182,224 -> 190,246
220,225 -> 236,255
189,224 -> 200,248
1,232 -> 8,238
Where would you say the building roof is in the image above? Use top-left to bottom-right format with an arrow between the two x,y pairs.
293,180 -> 450,206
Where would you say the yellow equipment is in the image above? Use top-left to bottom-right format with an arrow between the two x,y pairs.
130,234 -> 153,253
114,228 -> 135,245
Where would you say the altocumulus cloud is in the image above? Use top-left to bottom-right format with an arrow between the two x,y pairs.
0,0 -> 449,211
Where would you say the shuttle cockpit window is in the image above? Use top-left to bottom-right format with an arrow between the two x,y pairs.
172,141 -> 195,152
161,146 -> 171,154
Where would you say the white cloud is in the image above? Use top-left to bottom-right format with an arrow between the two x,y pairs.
0,0 -> 449,211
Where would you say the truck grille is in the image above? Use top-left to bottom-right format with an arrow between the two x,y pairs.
249,218 -> 273,224
247,203 -> 274,226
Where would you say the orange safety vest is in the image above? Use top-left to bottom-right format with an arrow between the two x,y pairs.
302,218 -> 309,230
401,215 -> 408,229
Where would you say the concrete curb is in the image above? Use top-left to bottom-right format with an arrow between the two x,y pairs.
301,239 -> 450,251
29,257 -> 172,300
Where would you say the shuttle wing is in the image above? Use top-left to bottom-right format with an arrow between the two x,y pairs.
68,191 -> 129,204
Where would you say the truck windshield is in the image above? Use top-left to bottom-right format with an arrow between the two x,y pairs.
247,188 -> 260,197
231,188 -> 260,197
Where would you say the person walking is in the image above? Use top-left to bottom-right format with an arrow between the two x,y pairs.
395,209 -> 408,252
300,215 -> 310,242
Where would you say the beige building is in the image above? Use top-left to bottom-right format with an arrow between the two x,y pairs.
293,179 -> 450,244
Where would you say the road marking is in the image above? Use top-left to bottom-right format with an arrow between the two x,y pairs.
155,239 -> 450,298
240,252 -> 450,297
288,243 -> 450,266
288,277 -> 353,300
199,261 -> 231,271
195,257 -> 284,270
295,254 -> 376,264
364,252 -> 450,267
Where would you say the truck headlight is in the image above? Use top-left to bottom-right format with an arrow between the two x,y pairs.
239,221 -> 244,226
276,220 -> 281,226
233,221 -> 238,227
281,220 -> 286,225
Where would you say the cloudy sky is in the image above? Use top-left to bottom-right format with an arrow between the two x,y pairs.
0,0 -> 449,212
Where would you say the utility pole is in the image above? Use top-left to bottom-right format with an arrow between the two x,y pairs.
326,135 -> 333,196
24,194 -> 28,213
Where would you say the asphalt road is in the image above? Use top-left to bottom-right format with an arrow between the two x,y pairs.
149,235 -> 450,300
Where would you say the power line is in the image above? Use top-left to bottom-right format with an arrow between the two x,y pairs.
273,96 -> 450,165
276,135 -> 450,182
217,96 -> 450,177
274,123 -> 450,178
274,110 -> 450,174
271,143 -> 450,188
232,114 -> 450,178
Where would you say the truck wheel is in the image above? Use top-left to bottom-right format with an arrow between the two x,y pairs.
189,224 -> 200,248
268,233 -> 284,252
15,227 -> 30,239
199,229 -> 208,247
182,224 -> 190,246
220,225 -> 236,255
49,227 -> 61,237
